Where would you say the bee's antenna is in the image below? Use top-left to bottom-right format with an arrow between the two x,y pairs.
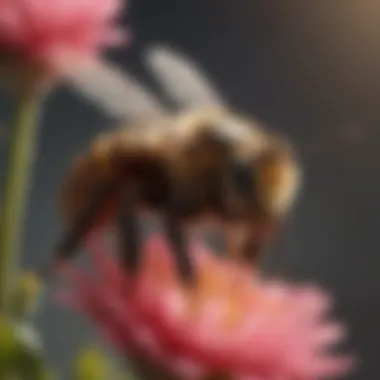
144,45 -> 227,111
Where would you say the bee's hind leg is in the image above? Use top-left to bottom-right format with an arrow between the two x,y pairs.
162,191 -> 195,285
117,185 -> 142,276
39,180 -> 118,281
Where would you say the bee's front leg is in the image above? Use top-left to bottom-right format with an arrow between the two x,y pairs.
225,223 -> 255,265
226,219 -> 279,268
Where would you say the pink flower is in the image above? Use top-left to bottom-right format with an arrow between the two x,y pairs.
0,0 -> 126,74
57,235 -> 355,380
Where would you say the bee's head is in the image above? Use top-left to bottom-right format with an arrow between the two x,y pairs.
225,144 -> 302,223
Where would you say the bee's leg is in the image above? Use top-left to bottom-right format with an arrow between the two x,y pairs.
40,181 -> 118,280
162,192 -> 195,285
163,213 -> 195,284
227,219 -> 279,267
223,159 -> 271,266
236,230 -> 262,266
117,185 -> 141,275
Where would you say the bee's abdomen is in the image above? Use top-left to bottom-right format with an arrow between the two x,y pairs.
60,141 -> 173,227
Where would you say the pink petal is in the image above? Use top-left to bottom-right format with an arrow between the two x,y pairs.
55,233 -> 356,380
0,0 -> 127,73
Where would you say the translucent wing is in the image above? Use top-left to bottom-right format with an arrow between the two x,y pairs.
145,45 -> 226,110
61,58 -> 167,122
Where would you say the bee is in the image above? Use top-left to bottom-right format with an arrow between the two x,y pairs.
46,46 -> 302,283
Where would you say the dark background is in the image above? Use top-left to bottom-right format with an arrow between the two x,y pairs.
1,0 -> 380,379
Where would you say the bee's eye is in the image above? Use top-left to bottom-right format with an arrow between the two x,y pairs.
227,160 -> 254,198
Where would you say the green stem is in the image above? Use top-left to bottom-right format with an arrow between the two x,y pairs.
0,80 -> 42,314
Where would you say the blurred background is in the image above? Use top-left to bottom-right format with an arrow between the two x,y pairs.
1,0 -> 380,378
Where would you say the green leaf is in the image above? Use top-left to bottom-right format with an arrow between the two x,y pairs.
10,271 -> 43,320
0,316 -> 18,374
74,347 -> 109,380
12,322 -> 46,380
0,318 -> 51,380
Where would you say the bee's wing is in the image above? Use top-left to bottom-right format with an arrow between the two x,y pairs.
61,58 -> 168,122
144,45 -> 226,110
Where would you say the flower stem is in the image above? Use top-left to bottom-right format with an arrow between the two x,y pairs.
0,80 -> 42,314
